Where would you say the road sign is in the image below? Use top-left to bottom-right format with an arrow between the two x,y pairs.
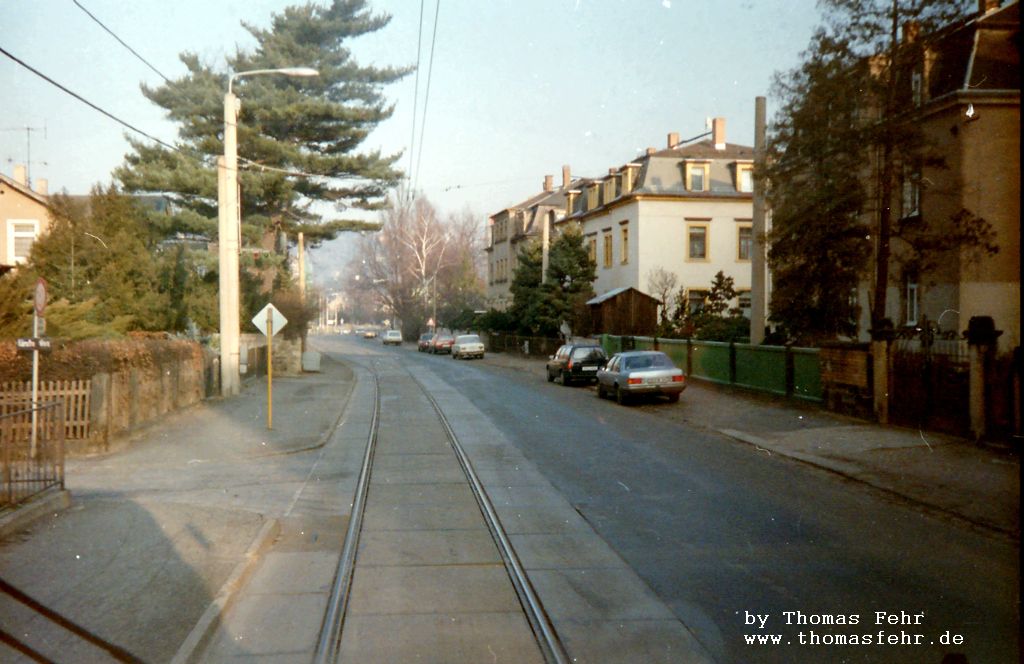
34,278 -> 47,315
252,303 -> 287,338
16,337 -> 51,352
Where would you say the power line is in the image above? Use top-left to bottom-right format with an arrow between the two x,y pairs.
0,46 -> 180,154
413,0 -> 441,195
72,0 -> 171,83
407,0 -> 426,200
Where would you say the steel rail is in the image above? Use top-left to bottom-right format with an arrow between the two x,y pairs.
411,375 -> 571,664
312,369 -> 380,664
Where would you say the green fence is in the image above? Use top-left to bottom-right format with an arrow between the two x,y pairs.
601,335 -> 822,402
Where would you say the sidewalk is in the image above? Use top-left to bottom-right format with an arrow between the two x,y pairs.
479,350 -> 1020,540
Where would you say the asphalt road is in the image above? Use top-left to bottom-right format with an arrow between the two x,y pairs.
381,339 -> 1019,664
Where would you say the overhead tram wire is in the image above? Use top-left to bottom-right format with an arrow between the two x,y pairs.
72,0 -> 171,83
406,0 -> 426,203
412,0 -> 441,196
0,46 -> 179,155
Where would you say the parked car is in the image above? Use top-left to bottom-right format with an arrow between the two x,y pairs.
417,332 -> 435,352
382,330 -> 402,346
596,350 -> 686,404
451,334 -> 485,360
429,333 -> 455,354
546,344 -> 608,385
363,329 -> 378,339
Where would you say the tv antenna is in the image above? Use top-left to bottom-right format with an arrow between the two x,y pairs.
1,122 -> 47,185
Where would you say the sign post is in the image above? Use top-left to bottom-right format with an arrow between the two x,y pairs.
30,279 -> 47,457
252,303 -> 287,430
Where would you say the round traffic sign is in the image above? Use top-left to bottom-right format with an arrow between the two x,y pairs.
34,278 -> 47,315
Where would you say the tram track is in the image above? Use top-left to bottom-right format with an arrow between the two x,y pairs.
313,355 -> 569,664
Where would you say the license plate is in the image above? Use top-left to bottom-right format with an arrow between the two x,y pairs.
648,377 -> 668,384
583,366 -> 597,371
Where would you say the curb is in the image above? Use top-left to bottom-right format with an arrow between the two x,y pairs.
170,517 -> 281,664
715,428 -> 1018,541
0,488 -> 71,541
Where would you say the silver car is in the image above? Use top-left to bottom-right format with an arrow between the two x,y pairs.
596,351 -> 686,404
451,334 -> 485,360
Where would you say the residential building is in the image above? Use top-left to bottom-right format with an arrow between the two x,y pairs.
0,165 -> 50,275
560,118 -> 754,324
485,167 -> 576,311
855,0 -> 1020,350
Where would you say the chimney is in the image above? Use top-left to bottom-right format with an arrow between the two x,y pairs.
543,174 -> 553,192
667,132 -> 679,149
562,164 -> 571,189
34,178 -> 48,196
646,147 -> 656,156
979,0 -> 1000,14
12,164 -> 27,186
712,117 -> 726,150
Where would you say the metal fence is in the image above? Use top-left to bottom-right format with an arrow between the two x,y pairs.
1,400 -> 65,507
890,335 -> 971,437
482,333 -> 565,358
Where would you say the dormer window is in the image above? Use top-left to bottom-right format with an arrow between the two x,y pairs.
685,162 -> 709,192
736,163 -> 754,193
587,184 -> 600,210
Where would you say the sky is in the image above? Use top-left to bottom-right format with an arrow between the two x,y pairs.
1,0 -> 821,283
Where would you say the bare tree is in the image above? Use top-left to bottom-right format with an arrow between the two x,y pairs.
647,267 -> 679,326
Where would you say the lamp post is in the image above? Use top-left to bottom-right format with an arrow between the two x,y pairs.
219,67 -> 318,396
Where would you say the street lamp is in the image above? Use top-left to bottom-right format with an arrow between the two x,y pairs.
218,66 -> 318,396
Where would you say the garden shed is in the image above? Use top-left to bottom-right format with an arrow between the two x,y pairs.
587,287 -> 660,336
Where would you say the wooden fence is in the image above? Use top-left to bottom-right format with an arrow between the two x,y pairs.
0,381 -> 91,441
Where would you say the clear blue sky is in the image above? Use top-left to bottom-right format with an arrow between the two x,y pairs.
2,0 -> 820,275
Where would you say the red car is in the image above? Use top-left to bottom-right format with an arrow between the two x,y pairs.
429,333 -> 454,354
417,332 -> 434,352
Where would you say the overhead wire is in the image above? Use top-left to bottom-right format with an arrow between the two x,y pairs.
71,0 -> 171,83
412,0 -> 441,196
406,0 -> 426,201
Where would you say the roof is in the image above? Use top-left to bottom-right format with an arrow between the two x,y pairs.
0,173 -> 49,206
927,0 -> 1020,98
586,286 -> 661,306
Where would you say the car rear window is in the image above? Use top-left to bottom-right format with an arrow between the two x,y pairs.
624,354 -> 674,370
456,335 -> 480,343
571,347 -> 605,361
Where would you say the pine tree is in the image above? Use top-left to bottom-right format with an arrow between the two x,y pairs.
115,0 -> 408,249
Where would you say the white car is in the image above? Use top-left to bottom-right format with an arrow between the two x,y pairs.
451,334 -> 485,360
382,330 -> 402,346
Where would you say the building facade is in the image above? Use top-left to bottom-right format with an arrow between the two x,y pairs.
0,165 -> 50,275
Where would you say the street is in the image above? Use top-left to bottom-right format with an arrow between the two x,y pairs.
1,335 -> 1018,663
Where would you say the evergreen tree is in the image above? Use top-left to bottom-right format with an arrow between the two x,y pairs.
115,0 -> 408,250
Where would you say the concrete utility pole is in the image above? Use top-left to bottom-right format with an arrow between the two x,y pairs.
218,67 -> 317,397
750,96 -> 768,344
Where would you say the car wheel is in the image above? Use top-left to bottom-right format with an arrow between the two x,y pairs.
547,370 -> 554,383
615,384 -> 629,405
597,382 -> 606,399
561,371 -> 572,386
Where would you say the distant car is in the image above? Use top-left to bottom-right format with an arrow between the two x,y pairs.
341,328 -> 352,335
546,344 -> 608,385
451,334 -> 485,360
417,332 -> 434,352
597,351 -> 686,404
429,333 -> 454,354
382,330 -> 402,345
363,329 -> 377,339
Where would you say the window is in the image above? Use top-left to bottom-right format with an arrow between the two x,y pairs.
7,220 -> 39,265
687,289 -> 708,315
906,282 -> 919,326
737,165 -> 753,193
686,163 -> 709,192
620,224 -> 629,264
737,224 -> 752,261
911,71 -> 923,107
901,172 -> 920,218
687,223 -> 708,260
587,235 -> 597,264
603,232 -> 613,268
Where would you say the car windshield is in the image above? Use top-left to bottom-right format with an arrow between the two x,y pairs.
623,354 -> 674,371
437,335 -> 453,342
456,335 -> 480,343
